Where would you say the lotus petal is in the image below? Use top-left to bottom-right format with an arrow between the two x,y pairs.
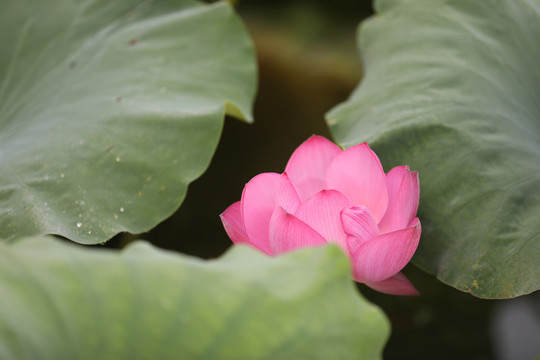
285,135 -> 342,201
326,143 -> 389,222
352,218 -> 421,283
269,207 -> 327,253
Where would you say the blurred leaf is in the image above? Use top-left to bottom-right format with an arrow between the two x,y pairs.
0,0 -> 256,244
0,237 -> 389,360
326,0 -> 540,298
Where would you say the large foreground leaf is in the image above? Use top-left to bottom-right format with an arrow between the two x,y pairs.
0,0 -> 256,244
0,237 -> 389,359
326,0 -> 540,298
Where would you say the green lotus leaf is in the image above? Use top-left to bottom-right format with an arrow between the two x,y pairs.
0,0 -> 256,244
0,237 -> 389,359
326,0 -> 540,298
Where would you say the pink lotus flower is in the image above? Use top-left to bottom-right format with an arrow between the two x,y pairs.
220,135 -> 421,295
